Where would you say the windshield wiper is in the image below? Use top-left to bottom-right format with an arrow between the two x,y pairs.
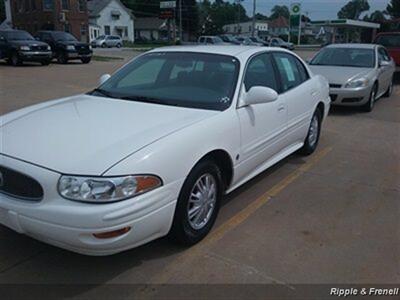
119,95 -> 178,106
89,88 -> 118,98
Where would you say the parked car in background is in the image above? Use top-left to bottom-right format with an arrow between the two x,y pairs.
36,31 -> 92,64
249,36 -> 268,46
197,36 -> 228,45
374,32 -> 400,72
0,46 -> 330,255
91,35 -> 123,48
309,44 -> 395,112
0,30 -> 52,66
269,37 -> 295,50
241,37 -> 264,46
219,34 -> 241,45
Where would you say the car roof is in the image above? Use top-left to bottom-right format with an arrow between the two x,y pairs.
326,43 -> 376,49
148,45 -> 292,58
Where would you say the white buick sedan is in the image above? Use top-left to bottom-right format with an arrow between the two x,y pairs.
0,46 -> 330,255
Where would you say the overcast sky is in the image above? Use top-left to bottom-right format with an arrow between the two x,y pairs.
241,0 -> 390,20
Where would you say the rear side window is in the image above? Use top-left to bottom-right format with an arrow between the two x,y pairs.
272,52 -> 303,92
244,53 -> 278,92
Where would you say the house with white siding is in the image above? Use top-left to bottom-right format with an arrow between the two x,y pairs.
87,0 -> 134,42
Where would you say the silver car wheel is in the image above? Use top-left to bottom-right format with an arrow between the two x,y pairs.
308,114 -> 319,147
388,80 -> 393,96
370,88 -> 376,110
187,173 -> 217,230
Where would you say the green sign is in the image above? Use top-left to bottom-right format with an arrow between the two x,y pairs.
291,3 -> 301,15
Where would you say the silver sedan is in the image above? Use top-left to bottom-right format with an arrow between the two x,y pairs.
309,44 -> 395,112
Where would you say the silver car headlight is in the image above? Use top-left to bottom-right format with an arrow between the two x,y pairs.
20,45 -> 30,51
47,45 -> 51,50
345,78 -> 369,88
66,45 -> 75,50
58,175 -> 162,203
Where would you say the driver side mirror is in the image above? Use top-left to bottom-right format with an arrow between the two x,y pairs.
379,60 -> 391,67
239,86 -> 278,107
99,74 -> 111,85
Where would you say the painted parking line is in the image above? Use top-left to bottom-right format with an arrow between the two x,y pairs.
144,146 -> 333,287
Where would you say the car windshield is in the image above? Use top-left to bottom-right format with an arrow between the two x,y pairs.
5,31 -> 34,40
310,47 -> 375,68
96,35 -> 106,40
92,52 -> 240,111
52,32 -> 77,41
375,34 -> 400,47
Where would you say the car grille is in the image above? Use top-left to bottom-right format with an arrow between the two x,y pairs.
75,45 -> 90,54
330,94 -> 338,102
342,97 -> 363,103
329,84 -> 342,88
0,166 -> 43,201
31,45 -> 48,51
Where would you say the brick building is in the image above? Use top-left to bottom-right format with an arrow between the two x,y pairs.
7,0 -> 89,42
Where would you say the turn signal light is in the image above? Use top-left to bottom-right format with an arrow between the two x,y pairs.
93,226 -> 131,239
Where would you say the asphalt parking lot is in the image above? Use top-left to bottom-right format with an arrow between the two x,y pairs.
0,50 -> 399,298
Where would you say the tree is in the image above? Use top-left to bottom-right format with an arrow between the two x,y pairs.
363,10 -> 386,22
386,0 -> 400,19
270,5 -> 289,20
337,0 -> 370,20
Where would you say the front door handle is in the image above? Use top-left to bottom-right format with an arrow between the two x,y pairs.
278,105 -> 285,112
311,90 -> 318,96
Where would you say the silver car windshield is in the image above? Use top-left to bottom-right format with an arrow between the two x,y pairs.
93,52 -> 240,111
310,47 -> 375,68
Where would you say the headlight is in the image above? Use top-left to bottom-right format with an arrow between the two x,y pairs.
89,45 -> 92,50
345,78 -> 369,88
58,175 -> 162,203
47,45 -> 51,50
20,45 -> 30,51
66,45 -> 75,50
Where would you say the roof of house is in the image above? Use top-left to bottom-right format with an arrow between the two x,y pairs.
135,18 -> 166,30
87,0 -> 134,18
268,16 -> 289,28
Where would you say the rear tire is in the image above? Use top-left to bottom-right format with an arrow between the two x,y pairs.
383,77 -> 393,98
41,59 -> 51,66
362,84 -> 377,112
169,160 -> 223,246
116,43 -> 122,48
299,108 -> 322,155
101,43 -> 107,48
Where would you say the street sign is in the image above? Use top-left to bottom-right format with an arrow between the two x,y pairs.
160,1 -> 176,9
290,3 -> 301,15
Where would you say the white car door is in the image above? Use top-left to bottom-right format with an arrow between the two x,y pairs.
236,53 -> 287,179
377,47 -> 393,95
272,52 -> 317,146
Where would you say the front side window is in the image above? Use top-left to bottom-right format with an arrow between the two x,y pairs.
43,0 -> 53,10
78,0 -> 85,12
244,53 -> 278,92
310,47 -> 375,68
273,52 -> 303,92
378,48 -> 390,62
95,52 -> 240,111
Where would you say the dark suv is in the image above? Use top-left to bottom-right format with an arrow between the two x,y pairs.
0,30 -> 52,66
36,31 -> 92,64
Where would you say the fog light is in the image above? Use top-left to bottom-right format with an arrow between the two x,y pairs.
93,227 -> 131,239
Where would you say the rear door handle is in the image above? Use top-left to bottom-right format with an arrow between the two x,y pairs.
311,90 -> 318,96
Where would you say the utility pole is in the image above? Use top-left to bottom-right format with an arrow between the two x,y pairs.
179,0 -> 182,41
251,0 -> 256,37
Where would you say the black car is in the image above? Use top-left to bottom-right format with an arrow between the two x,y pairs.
0,30 -> 52,66
36,30 -> 92,64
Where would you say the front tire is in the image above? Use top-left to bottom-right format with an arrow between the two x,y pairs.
81,57 -> 91,64
11,52 -> 22,66
383,77 -> 393,98
362,84 -> 377,112
116,43 -> 122,48
299,108 -> 322,155
41,59 -> 51,66
57,52 -> 68,64
169,160 -> 223,245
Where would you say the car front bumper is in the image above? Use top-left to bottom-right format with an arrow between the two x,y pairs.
0,155 -> 181,256
18,51 -> 52,61
66,51 -> 93,60
329,85 -> 372,106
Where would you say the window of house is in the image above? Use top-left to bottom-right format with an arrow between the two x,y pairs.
80,25 -> 87,37
78,0 -> 85,12
104,26 -> 110,35
64,23 -> 71,33
61,0 -> 69,10
124,28 -> 128,37
43,0 -> 54,10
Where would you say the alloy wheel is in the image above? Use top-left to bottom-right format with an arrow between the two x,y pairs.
187,173 -> 217,230
308,114 -> 319,148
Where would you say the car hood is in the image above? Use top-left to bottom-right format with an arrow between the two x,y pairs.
0,95 -> 218,175
10,40 -> 49,47
309,65 -> 373,85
